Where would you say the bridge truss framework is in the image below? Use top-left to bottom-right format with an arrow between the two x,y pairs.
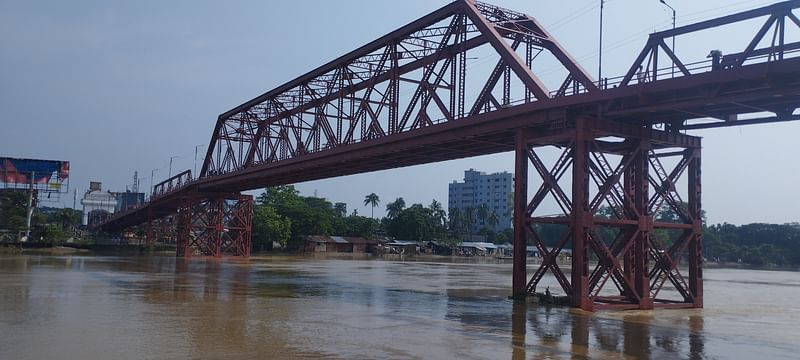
513,118 -> 702,310
98,0 -> 800,311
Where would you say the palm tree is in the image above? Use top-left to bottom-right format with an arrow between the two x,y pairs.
429,199 -> 446,227
386,197 -> 406,219
56,208 -> 80,231
334,202 -> 347,217
477,203 -> 490,230
463,205 -> 476,241
448,207 -> 462,239
363,193 -> 380,218
487,211 -> 500,232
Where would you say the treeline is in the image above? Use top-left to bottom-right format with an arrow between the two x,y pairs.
0,190 -> 82,243
3,187 -> 799,266
252,186 -> 379,251
254,187 -> 800,266
704,223 -> 800,266
253,186 -> 499,250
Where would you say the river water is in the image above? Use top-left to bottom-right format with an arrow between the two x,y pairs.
0,255 -> 797,359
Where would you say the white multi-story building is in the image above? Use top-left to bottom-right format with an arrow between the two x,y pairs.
80,182 -> 117,225
448,169 -> 512,233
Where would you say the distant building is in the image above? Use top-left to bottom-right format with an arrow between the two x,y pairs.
113,191 -> 145,212
448,169 -> 512,232
303,235 -> 381,253
80,182 -> 117,225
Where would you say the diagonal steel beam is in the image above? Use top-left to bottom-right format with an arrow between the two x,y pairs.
461,0 -> 550,101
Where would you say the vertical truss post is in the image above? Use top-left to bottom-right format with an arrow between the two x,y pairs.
145,213 -> 155,247
176,196 -> 193,258
632,141 -> 653,309
221,195 -> 253,257
688,148 -> 703,307
622,164 -> 635,291
207,197 -> 225,258
571,117 -> 592,311
512,129 -> 529,299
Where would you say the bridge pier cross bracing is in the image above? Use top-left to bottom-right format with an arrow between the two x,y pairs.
513,118 -> 703,310
176,193 -> 253,258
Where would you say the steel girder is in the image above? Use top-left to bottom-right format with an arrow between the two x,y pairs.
513,118 -> 702,310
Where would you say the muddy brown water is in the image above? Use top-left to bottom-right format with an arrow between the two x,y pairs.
0,255 -> 798,359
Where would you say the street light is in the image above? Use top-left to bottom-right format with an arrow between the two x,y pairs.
150,168 -> 159,200
168,155 -> 179,178
659,0 -> 677,77
599,0 -> 606,87
194,144 -> 205,177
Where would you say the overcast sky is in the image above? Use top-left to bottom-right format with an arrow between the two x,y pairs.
2,0 -> 798,225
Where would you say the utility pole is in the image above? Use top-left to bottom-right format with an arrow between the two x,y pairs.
659,0 -> 676,77
598,0 -> 605,87
194,144 -> 205,177
24,172 -> 34,242
150,168 -> 159,200
168,155 -> 179,178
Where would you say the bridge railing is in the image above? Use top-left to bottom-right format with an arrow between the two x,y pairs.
152,170 -> 193,200
617,0 -> 800,88
94,169 -> 196,229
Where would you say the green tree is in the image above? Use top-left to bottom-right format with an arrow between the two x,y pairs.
252,205 -> 291,250
385,203 -> 439,241
257,185 -> 333,250
463,206 -> 476,241
487,210 -> 500,231
448,207 -> 463,240
333,202 -> 347,218
363,193 -> 380,218
428,199 -> 446,237
477,203 -> 490,230
0,190 -> 28,230
32,224 -> 64,245
55,208 -> 81,231
386,197 -> 406,219
337,214 -> 380,239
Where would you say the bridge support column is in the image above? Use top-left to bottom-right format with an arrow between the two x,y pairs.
176,193 -> 253,258
519,117 -> 703,310
512,129 -> 528,299
144,208 -> 155,246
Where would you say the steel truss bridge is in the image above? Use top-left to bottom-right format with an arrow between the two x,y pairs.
100,0 -> 800,310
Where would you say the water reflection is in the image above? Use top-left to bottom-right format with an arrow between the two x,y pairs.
502,303 -> 707,359
3,255 -> 795,360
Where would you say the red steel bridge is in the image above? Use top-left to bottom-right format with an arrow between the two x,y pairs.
99,0 -> 800,310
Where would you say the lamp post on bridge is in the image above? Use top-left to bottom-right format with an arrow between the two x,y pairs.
659,0 -> 677,78
168,155 -> 179,179
598,0 -> 605,87
194,144 -> 205,178
150,168 -> 159,201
